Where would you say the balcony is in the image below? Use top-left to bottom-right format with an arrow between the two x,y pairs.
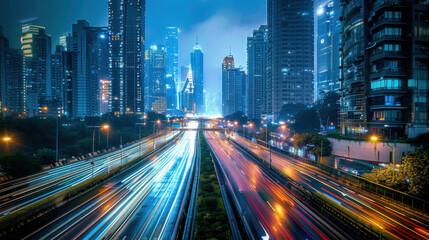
370,51 -> 407,62
370,18 -> 406,32
370,69 -> 408,80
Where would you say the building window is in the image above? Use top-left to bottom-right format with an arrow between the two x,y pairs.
415,26 -> 429,38
371,79 -> 402,90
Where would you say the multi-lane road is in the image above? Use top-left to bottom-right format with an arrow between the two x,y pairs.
0,132 -> 177,219
207,131 -> 347,240
232,134 -> 429,240
9,126 -> 198,240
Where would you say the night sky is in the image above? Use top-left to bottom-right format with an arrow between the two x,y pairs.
0,0 -> 267,95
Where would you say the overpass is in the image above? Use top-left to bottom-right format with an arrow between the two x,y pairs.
169,128 -> 226,132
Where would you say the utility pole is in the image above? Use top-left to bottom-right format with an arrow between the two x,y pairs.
91,130 -> 95,179
120,136 -> 123,166
56,117 -> 59,163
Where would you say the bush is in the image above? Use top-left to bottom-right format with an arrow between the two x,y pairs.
0,152 -> 42,178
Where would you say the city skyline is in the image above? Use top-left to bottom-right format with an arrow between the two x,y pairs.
0,0 -> 266,97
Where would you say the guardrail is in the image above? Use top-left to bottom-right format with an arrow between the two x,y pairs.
239,133 -> 428,214
0,132 -> 182,236
270,142 -> 429,214
204,134 -> 243,240
231,139 -> 387,240
179,133 -> 200,240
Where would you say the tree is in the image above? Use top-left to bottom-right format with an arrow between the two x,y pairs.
402,148 -> 429,198
364,148 -> 429,198
315,91 -> 340,127
0,152 -> 41,178
293,133 -> 332,157
224,111 -> 248,125
36,148 -> 56,165
292,108 -> 320,134
279,103 -> 306,121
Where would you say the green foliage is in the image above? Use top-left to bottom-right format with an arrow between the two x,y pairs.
0,152 -> 42,178
293,133 -> 332,157
292,108 -> 320,134
279,103 -> 306,121
194,132 -> 232,240
35,148 -> 56,165
224,111 -> 248,125
315,91 -> 340,127
0,114 -> 158,160
364,148 -> 429,199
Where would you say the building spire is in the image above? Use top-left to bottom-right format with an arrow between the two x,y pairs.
229,45 -> 232,55
196,35 -> 198,45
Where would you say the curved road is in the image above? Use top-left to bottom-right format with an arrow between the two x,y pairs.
232,134 -> 429,240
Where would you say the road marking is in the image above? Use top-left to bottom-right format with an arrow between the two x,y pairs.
411,217 -> 426,226
358,194 -> 375,202
266,201 -> 275,211
329,180 -> 340,186
385,206 -> 405,216
317,175 -> 327,180
343,187 -> 355,194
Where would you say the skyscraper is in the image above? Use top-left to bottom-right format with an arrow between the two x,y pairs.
165,27 -> 179,109
109,0 -> 145,115
0,26 -> 7,113
21,20 -> 52,117
267,0 -> 314,119
222,55 -> 234,116
247,25 -> 268,119
1,27 -> 25,115
66,20 -> 104,117
340,0 -> 429,138
51,45 -> 64,115
191,41 -> 204,114
316,0 -> 341,100
222,60 -> 246,117
181,68 -> 194,114
146,45 -> 167,114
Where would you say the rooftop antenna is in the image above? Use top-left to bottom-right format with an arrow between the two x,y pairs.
229,45 -> 232,55
196,35 -> 198,44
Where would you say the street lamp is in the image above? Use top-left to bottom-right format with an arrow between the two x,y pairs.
102,124 -> 110,148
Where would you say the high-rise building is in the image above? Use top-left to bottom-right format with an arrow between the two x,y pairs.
1,27 -> 25,115
316,0 -> 341,101
100,79 -> 110,114
247,25 -> 268,119
0,26 -> 7,113
109,0 -> 145,115
267,0 -> 314,119
205,91 -> 221,116
51,45 -> 65,115
165,27 -> 179,109
223,65 -> 246,116
21,20 -> 52,117
181,68 -> 194,114
166,74 -> 177,112
145,45 -> 167,114
340,0 -> 429,138
191,41 -> 204,114
66,20 -> 104,117
222,55 -> 234,116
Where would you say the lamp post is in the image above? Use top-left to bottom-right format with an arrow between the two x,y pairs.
153,120 -> 161,149
2,136 -> 11,153
102,124 -> 110,149
88,124 -> 110,179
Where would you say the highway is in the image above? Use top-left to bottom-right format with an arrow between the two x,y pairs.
11,125 -> 197,240
206,131 -> 346,240
0,132 -> 178,219
232,134 -> 429,240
